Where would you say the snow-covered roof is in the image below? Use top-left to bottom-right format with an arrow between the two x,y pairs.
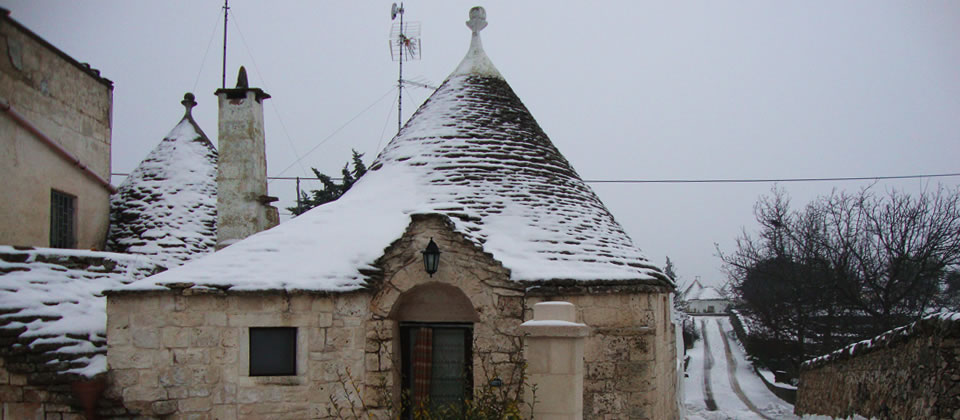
681,279 -> 726,301
120,7 -> 669,293
107,93 -> 217,269
689,286 -> 725,301
682,279 -> 704,298
0,246 -> 159,378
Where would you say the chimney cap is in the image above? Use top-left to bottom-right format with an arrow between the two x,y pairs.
214,65 -> 271,103
236,66 -> 249,89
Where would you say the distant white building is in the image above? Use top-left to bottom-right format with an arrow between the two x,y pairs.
682,279 -> 731,314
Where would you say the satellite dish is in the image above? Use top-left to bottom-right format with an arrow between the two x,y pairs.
391,3 -> 398,20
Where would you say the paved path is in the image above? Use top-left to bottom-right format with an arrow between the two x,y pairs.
683,316 -> 798,420
699,320 -> 718,411
715,318 -> 776,420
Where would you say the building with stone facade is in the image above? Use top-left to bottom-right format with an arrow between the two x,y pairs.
0,8 -> 115,250
105,8 -> 679,419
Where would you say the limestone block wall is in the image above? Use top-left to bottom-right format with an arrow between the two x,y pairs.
528,288 -> 678,420
106,291 -> 369,419
0,360 -> 84,420
796,314 -> 960,419
0,15 -> 113,249
365,214 -> 528,415
105,214 -> 677,419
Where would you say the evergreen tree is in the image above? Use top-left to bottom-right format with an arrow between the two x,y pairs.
664,256 -> 678,282
288,150 -> 367,216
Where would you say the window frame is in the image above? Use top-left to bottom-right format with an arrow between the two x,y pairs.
399,322 -> 474,417
248,327 -> 298,377
49,189 -> 77,248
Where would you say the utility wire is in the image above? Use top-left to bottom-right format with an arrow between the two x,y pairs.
111,171 -> 960,183
581,172 -> 960,184
376,92 -> 399,155
228,10 -> 310,180
273,87 -> 398,178
192,9 -> 224,93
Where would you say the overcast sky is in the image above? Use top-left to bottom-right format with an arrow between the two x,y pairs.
3,1 -> 958,288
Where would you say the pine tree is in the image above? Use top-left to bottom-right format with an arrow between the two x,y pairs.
288,150 -> 367,216
664,256 -> 678,282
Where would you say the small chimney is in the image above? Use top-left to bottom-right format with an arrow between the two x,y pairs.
214,66 -> 278,249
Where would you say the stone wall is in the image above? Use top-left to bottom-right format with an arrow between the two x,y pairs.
0,360 -> 81,420
106,291 -> 369,419
365,214 -> 527,416
528,287 -> 677,419
105,215 -> 677,419
0,13 -> 114,249
796,313 -> 960,419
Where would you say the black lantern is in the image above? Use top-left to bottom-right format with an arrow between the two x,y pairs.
422,238 -> 441,277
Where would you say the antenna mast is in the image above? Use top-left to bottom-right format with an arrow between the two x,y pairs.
390,3 -> 421,133
221,0 -> 230,89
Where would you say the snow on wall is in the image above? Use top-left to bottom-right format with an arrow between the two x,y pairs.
802,312 -> 960,369
0,246 -> 159,378
120,23 -> 669,293
107,108 -> 217,270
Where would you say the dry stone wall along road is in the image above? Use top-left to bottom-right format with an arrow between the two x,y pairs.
683,316 -> 798,420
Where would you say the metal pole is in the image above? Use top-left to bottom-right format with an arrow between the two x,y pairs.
397,3 -> 403,133
296,176 -> 302,215
222,0 -> 229,89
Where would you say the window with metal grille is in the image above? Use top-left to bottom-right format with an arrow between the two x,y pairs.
249,327 -> 297,376
49,190 -> 76,248
400,323 -> 473,416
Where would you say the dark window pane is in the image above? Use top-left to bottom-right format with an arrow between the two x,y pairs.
430,328 -> 467,409
250,327 -> 296,376
50,190 -> 76,248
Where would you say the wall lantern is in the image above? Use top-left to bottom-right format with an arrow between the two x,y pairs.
422,238 -> 441,277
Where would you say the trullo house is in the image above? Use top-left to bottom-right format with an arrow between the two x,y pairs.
107,93 -> 218,269
105,7 -> 679,419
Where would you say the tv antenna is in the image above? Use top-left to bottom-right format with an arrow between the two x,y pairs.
390,3 -> 421,133
221,0 -> 230,89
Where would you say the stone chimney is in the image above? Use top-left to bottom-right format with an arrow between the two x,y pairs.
214,66 -> 278,249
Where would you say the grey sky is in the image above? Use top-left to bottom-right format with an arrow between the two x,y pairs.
3,1 -> 958,288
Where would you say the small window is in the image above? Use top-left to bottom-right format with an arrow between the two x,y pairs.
249,327 -> 297,376
50,190 -> 76,248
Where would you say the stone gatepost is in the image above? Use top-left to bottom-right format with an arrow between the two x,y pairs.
521,301 -> 590,420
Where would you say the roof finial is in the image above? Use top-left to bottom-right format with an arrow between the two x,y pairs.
466,6 -> 487,35
235,66 -> 249,89
181,92 -> 197,116
450,6 -> 501,79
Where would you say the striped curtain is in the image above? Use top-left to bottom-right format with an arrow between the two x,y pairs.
412,327 -> 433,407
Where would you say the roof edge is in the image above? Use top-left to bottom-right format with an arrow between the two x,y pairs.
0,9 -> 113,89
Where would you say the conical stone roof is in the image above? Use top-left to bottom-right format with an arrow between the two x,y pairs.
371,8 -> 666,284
107,93 -> 218,269
121,8 -> 668,292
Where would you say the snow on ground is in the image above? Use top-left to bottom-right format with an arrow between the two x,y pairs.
683,316 -> 797,419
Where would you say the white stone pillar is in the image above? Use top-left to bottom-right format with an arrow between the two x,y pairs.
214,67 -> 278,249
521,301 -> 590,420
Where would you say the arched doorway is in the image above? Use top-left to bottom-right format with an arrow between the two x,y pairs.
389,282 -> 479,415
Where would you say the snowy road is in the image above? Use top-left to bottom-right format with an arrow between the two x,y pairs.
683,316 -> 798,420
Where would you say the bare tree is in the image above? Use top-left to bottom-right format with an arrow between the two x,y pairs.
720,185 -> 960,365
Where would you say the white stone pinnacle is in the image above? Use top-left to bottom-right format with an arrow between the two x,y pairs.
466,6 -> 487,34
452,6 -> 502,79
